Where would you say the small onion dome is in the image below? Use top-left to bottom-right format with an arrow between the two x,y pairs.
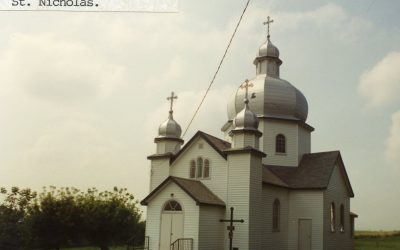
158,111 -> 182,138
258,38 -> 279,58
232,100 -> 259,130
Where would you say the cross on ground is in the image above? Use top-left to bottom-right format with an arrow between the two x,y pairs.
263,16 -> 274,38
167,91 -> 178,112
220,207 -> 244,250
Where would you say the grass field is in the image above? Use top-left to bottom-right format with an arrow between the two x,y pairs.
355,231 -> 400,250
62,231 -> 400,250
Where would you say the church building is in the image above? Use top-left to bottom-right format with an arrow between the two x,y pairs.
141,18 -> 357,250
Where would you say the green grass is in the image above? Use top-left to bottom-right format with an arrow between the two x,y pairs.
355,231 -> 400,250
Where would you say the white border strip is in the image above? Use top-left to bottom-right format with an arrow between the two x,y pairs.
0,0 -> 179,12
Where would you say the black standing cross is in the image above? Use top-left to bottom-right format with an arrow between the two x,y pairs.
220,207 -> 244,250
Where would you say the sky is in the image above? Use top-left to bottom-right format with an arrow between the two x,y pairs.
0,0 -> 399,230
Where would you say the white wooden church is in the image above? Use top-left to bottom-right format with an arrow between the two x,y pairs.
141,18 -> 357,250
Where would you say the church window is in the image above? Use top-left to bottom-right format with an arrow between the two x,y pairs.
276,134 -> 286,153
340,204 -> 345,232
330,202 -> 336,232
197,157 -> 203,178
163,200 -> 182,211
272,199 -> 280,231
190,160 -> 196,179
204,159 -> 210,178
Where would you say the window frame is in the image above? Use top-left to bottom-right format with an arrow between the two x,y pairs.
196,157 -> 203,178
330,202 -> 336,232
340,204 -> 345,233
272,199 -> 280,232
203,159 -> 210,178
189,160 -> 196,179
275,134 -> 286,154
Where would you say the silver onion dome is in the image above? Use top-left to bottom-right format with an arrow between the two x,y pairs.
227,34 -> 308,123
158,111 -> 182,138
227,75 -> 308,122
233,99 -> 259,130
258,38 -> 279,58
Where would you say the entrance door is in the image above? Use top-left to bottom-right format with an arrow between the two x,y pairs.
159,200 -> 184,250
298,219 -> 312,250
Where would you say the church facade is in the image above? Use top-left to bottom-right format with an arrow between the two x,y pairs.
141,21 -> 357,250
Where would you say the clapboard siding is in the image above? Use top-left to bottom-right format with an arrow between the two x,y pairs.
298,126 -> 311,161
262,184 -> 289,250
227,154 -> 251,250
198,206 -> 225,250
145,182 -> 199,250
249,155 -> 263,250
261,120 -> 299,166
170,137 -> 228,202
324,165 -> 352,250
288,190 -> 324,250
226,153 -> 263,250
150,158 -> 170,191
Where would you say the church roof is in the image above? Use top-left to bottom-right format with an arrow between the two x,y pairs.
263,151 -> 354,197
171,131 -> 231,163
141,176 -> 226,207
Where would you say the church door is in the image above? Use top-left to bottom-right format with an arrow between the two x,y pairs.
159,200 -> 184,250
298,219 -> 312,250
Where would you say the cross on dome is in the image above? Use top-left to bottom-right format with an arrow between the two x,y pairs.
240,79 -> 254,104
263,16 -> 274,39
167,91 -> 178,115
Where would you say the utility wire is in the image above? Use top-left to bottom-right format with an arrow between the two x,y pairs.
182,0 -> 251,137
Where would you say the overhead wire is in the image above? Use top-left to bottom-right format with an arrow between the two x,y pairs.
182,0 -> 251,138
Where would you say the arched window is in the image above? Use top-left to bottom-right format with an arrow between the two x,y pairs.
340,204 -> 345,232
204,159 -> 210,178
330,202 -> 336,232
272,199 -> 280,231
163,200 -> 182,211
197,157 -> 203,178
276,134 -> 286,153
189,160 -> 196,179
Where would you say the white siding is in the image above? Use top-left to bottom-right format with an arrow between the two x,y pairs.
261,120 -> 299,166
198,206 -> 225,250
324,165 -> 352,250
150,158 -> 170,191
232,132 -> 259,149
170,137 -> 228,202
262,184 -> 289,250
156,140 -> 181,154
226,153 -> 263,250
297,126 -> 311,161
288,190 -> 324,250
145,182 -> 199,250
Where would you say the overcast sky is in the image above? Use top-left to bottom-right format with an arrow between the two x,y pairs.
1,0 -> 399,230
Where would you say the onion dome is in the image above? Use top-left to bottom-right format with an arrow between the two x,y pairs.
227,76 -> 308,122
233,98 -> 259,130
258,37 -> 279,58
227,31 -> 308,123
158,111 -> 182,138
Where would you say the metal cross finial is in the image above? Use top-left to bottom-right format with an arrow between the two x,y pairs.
220,207 -> 244,250
263,16 -> 274,39
240,79 -> 254,104
167,91 -> 178,113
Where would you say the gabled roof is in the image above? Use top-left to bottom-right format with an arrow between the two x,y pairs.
141,176 -> 226,207
171,131 -> 231,163
263,151 -> 354,197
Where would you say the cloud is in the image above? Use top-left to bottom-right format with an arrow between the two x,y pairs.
386,111 -> 400,167
359,52 -> 400,107
0,33 -> 125,104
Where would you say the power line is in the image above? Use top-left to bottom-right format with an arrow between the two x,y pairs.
182,0 -> 251,138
